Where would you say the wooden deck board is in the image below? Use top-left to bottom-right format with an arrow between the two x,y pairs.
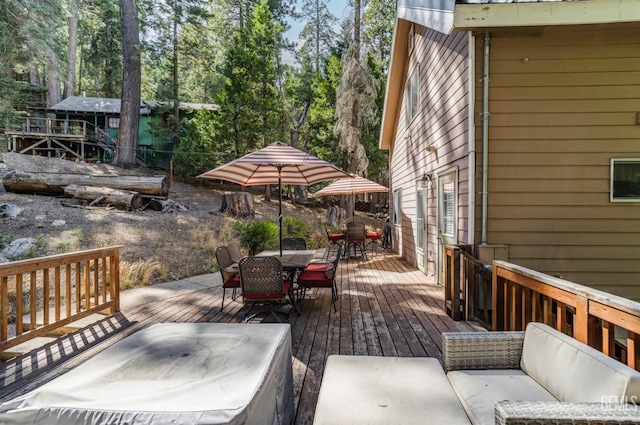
0,251 -> 482,423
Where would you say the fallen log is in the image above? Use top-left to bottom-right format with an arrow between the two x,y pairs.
149,198 -> 189,213
64,184 -> 144,209
3,172 -> 169,196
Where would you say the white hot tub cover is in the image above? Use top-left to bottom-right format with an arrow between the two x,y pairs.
0,322 -> 294,425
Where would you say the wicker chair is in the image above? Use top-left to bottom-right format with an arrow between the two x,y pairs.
297,254 -> 340,312
238,256 -> 301,322
215,245 -> 241,311
281,237 -> 307,251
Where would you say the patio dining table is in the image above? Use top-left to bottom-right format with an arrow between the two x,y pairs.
255,249 -> 324,272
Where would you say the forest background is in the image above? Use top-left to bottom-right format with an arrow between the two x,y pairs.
0,0 -> 395,200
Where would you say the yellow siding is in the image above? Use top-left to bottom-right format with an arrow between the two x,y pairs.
475,24 -> 640,297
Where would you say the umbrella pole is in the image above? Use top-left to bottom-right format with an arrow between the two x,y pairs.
278,167 -> 283,256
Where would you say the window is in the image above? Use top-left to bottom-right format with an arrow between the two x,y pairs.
405,66 -> 419,125
408,25 -> 415,54
107,116 -> 120,129
442,181 -> 455,237
611,158 -> 640,202
393,188 -> 402,225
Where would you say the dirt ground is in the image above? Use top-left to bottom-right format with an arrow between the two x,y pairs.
0,154 -> 385,290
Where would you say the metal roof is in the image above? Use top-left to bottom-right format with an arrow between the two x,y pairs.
44,97 -> 218,115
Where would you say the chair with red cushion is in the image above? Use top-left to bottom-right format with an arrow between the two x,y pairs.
215,245 -> 241,311
297,255 -> 340,312
238,256 -> 301,322
366,229 -> 382,256
324,224 -> 345,259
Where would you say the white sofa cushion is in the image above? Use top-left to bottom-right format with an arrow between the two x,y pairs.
521,322 -> 640,403
314,355 -> 471,425
447,369 -> 557,425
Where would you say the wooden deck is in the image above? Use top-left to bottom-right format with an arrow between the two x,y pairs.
0,250 -> 479,424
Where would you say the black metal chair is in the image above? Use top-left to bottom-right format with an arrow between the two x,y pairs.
324,224 -> 345,259
297,254 -> 340,312
344,221 -> 367,259
238,256 -> 301,322
227,241 -> 243,263
215,245 -> 241,311
281,237 -> 307,251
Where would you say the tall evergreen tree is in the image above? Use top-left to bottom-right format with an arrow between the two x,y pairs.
114,0 -> 141,168
78,0 -> 122,97
297,0 -> 336,73
215,0 -> 285,157
362,0 -> 395,74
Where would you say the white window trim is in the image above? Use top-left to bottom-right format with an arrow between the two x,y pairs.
405,65 -> 419,126
408,24 -> 415,55
393,188 -> 403,226
610,158 -> 640,203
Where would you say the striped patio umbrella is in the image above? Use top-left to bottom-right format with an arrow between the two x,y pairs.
198,142 -> 352,255
315,175 -> 388,196
314,175 -> 389,219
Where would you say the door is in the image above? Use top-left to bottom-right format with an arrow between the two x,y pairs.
437,170 -> 458,285
416,181 -> 427,272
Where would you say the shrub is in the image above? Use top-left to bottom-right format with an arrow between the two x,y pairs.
282,216 -> 311,240
234,220 -> 279,255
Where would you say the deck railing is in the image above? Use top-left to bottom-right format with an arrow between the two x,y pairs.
0,247 -> 121,352
4,117 -> 115,161
493,260 -> 640,370
444,245 -> 492,327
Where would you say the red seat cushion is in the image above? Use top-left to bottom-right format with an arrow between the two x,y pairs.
297,271 -> 333,288
366,231 -> 382,240
242,280 -> 292,300
305,263 -> 329,272
328,233 -> 344,241
224,275 -> 241,288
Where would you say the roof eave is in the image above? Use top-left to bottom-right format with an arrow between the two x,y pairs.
453,0 -> 640,31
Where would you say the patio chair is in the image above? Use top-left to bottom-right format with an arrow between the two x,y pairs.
281,237 -> 307,250
366,228 -> 382,256
238,256 -> 301,322
344,221 -> 367,260
215,245 -> 241,311
324,224 -> 345,259
297,254 -> 340,312
227,241 -> 243,263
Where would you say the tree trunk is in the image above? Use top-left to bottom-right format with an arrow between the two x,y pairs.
325,206 -> 345,228
64,0 -> 78,99
64,184 -> 143,209
3,172 -> 169,196
291,103 -> 310,205
114,0 -> 141,168
46,49 -> 61,107
172,15 -> 180,148
220,192 -> 254,218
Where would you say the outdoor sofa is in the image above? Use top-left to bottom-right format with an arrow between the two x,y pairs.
313,322 -> 640,424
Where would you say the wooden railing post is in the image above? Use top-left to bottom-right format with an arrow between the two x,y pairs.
444,246 -> 462,320
492,261 -> 505,331
574,295 -> 589,344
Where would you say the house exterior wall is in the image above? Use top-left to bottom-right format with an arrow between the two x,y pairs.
389,23 -> 471,281
475,23 -> 640,299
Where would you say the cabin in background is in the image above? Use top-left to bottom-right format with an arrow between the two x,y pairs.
2,96 -> 217,169
380,0 -> 640,299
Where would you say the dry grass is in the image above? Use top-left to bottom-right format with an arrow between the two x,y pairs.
119,259 -> 168,289
2,180 -> 386,290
